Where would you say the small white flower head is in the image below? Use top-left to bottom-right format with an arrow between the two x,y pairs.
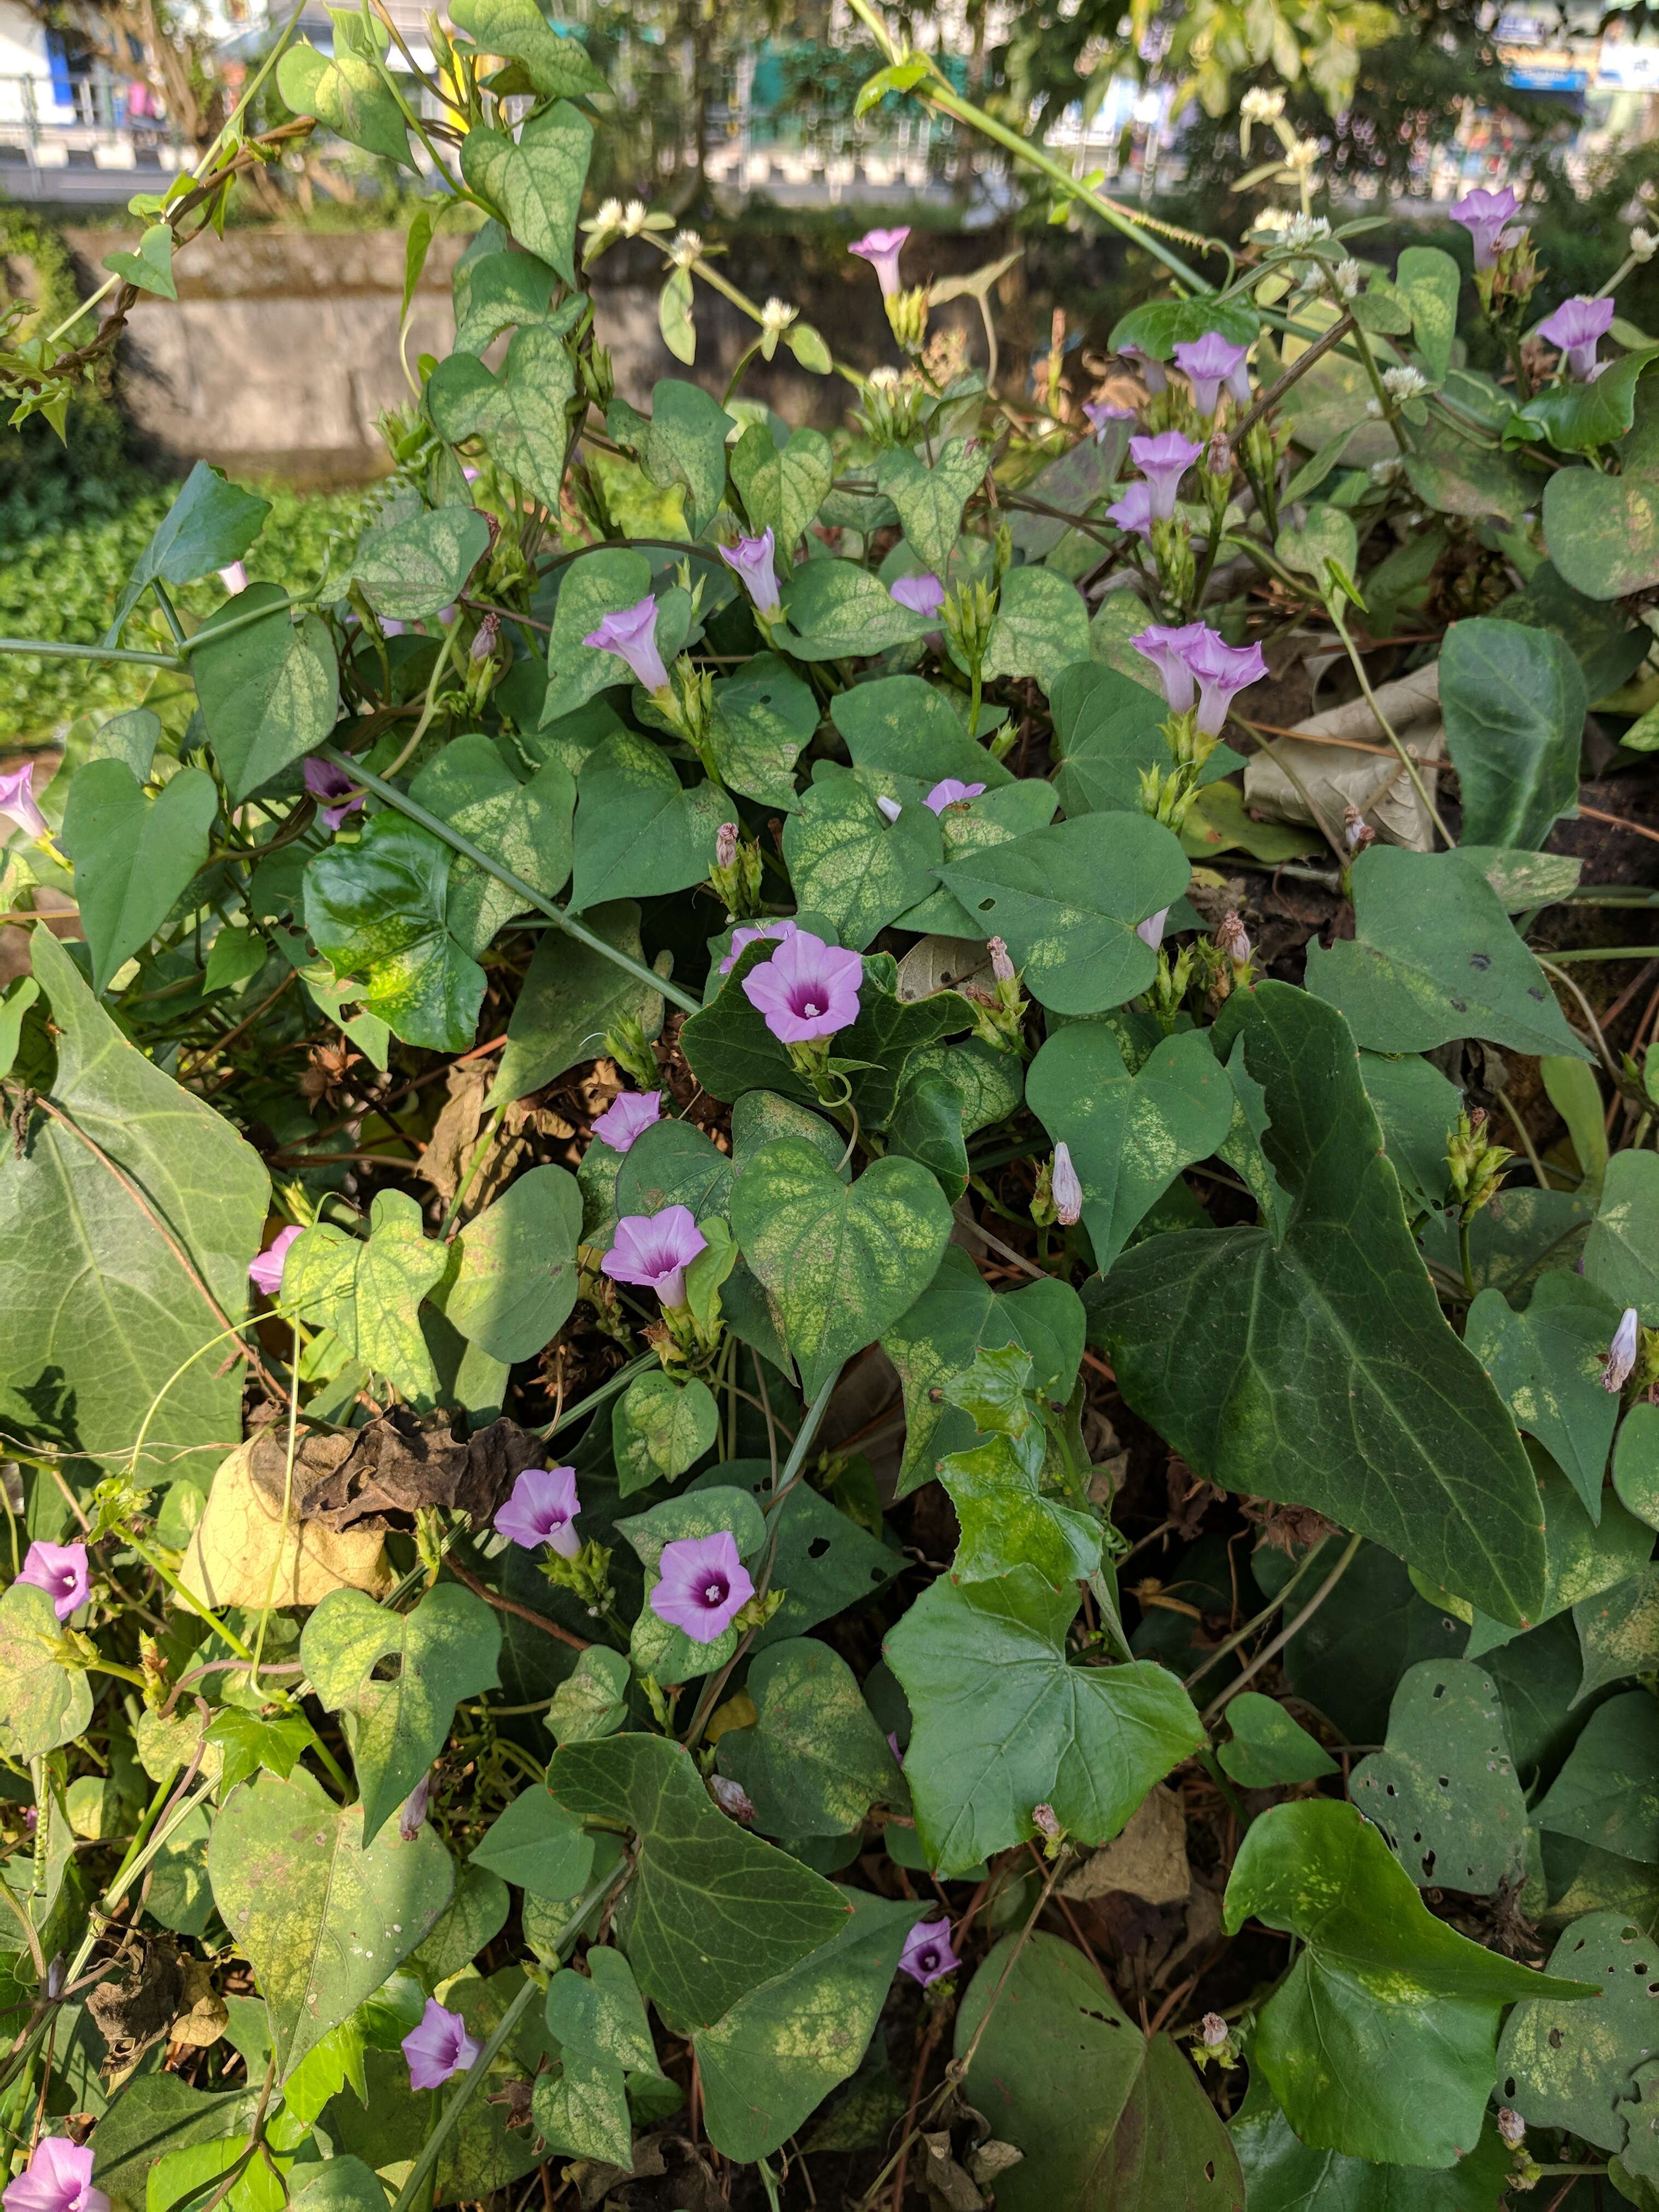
1383,364 -> 1429,402
622,198 -> 648,235
761,296 -> 798,333
1369,456 -> 1403,487
670,227 -> 703,266
1633,226 -> 1658,263
1281,213 -> 1332,249
595,197 -> 624,228
876,793 -> 903,824
1240,87 -> 1286,123
1052,1141 -> 1083,1226
1285,136 -> 1320,174
1201,2013 -> 1230,2049
1603,1306 -> 1641,1393
1251,207 -> 1293,237
1334,257 -> 1362,299
867,364 -> 902,395
1364,397 -> 1383,417
1497,2107 -> 1526,2149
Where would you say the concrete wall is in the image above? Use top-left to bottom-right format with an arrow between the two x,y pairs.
59,222 -> 1049,484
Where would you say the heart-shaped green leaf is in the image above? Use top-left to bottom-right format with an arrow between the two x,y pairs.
1349,1657 -> 1529,1895
716,1638 -> 901,1838
432,1162 -> 581,1363
0,1582 -> 93,1761
570,732 -> 726,912
1439,617 -> 1587,851
731,422 -> 833,554
352,504 -> 491,623
427,325 -> 576,510
192,584 -> 339,803
611,1370 -> 719,1497
304,813 -> 486,1054
460,102 -> 592,283
61,760 -> 218,993
448,0 -> 608,96
277,39 -> 413,166
781,764 -> 941,950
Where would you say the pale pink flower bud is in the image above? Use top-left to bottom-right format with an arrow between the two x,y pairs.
716,822 -> 739,870
1603,1307 -> 1640,1393
989,937 -> 1015,983
1052,1142 -> 1082,1226
708,1773 -> 755,1823
1201,2013 -> 1229,2049
1497,2107 -> 1526,2148
1216,913 -> 1251,965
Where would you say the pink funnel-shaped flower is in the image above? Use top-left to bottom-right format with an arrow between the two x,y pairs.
1083,400 -> 1136,439
1187,628 -> 1268,735
2,2138 -> 109,2212
650,1529 -> 755,1644
890,572 -> 945,619
1130,621 -> 1209,714
1129,431 -> 1203,521
1106,483 -> 1153,543
591,1089 -> 663,1154
899,1917 -> 960,1987
584,595 -> 670,693
924,778 -> 985,813
1450,184 -> 1520,270
17,1540 -> 89,1622
718,529 -> 783,620
603,1207 -> 707,1309
303,757 -> 364,832
719,916 -> 799,977
402,1998 -> 481,2091
849,226 -> 910,297
0,762 -> 48,843
1173,332 -> 1250,419
742,928 -> 863,1044
495,1465 -> 581,1558
1119,343 -> 1168,395
1538,295 -> 1615,383
249,1223 -> 301,1299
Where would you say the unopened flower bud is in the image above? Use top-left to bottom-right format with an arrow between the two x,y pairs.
1343,805 -> 1375,855
1603,1307 -> 1640,1393
1032,1803 -> 1063,1842
1633,227 -> 1658,263
708,1772 -> 755,1824
1052,1142 -> 1082,1226
716,821 -> 738,870
1334,258 -> 1362,300
876,795 -> 903,824
469,611 -> 499,664
1498,2107 -> 1526,2148
1216,913 -> 1251,966
1201,2013 -> 1229,2049
989,937 -> 1015,983
399,1770 -> 432,1842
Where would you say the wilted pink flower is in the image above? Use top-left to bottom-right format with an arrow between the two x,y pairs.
1119,343 -> 1168,395
1497,2107 -> 1526,2148
1538,296 -> 1615,382
890,572 -> 945,619
1052,1142 -> 1082,1226
650,1529 -> 754,1643
923,778 -> 985,813
742,928 -> 863,1044
584,595 -> 670,693
217,562 -> 248,596
0,762 -> 48,843
591,1089 -> 663,1154
602,1207 -> 707,1309
1216,913 -> 1251,965
1343,805 -> 1374,855
398,1772 -> 431,1842
1136,907 -> 1169,950
1201,2013 -> 1229,2050
876,794 -> 903,824
1105,483 -> 1154,543
849,226 -> 910,297
1603,1307 -> 1640,1393
717,530 -> 783,620
302,757 -> 364,832
248,1224 -> 301,1298
716,821 -> 739,870
1131,620 -> 1209,714
402,1998 -> 480,2091
1173,332 -> 1250,418
899,1917 -> 959,1987
2,2138 -> 109,2212
469,613 -> 501,664
1083,399 -> 1136,439
708,1772 -> 755,1823
1032,1803 -> 1063,1842
495,1466 -> 582,1557
1186,629 -> 1268,735
1129,431 -> 1203,521
1450,184 -> 1520,270
988,937 -> 1015,983
16,1541 -> 89,1622
719,917 -> 798,976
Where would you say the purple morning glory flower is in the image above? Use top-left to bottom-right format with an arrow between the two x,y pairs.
302,757 -> 364,832
890,572 -> 945,619
2,2138 -> 110,2212
584,595 -> 670,693
1450,184 -> 1520,270
649,1529 -> 755,1644
0,762 -> 48,843
1130,621 -> 1210,714
1105,483 -> 1153,543
718,529 -> 783,620
398,1770 -> 431,1842
742,928 -> 863,1045
1129,431 -> 1203,521
249,1224 -> 301,1298
1083,399 -> 1136,439
602,1207 -> 707,1309
495,1465 -> 582,1557
17,1541 -> 89,1622
1119,343 -> 1168,395
1173,332 -> 1250,419
591,1089 -> 663,1154
1538,295 -> 1616,382
402,1997 -> 481,2091
923,778 -> 985,813
1187,627 -> 1269,734
849,226 -> 910,297
719,917 -> 799,977
898,1916 -> 959,1987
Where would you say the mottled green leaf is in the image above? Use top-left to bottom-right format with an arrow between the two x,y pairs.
730,422 -> 833,553
0,1582 -> 93,1760
1586,1150 -> 1659,1321
353,505 -> 490,625
449,0 -> 608,95
708,655 -> 818,810
460,102 -> 591,283
471,1784 -> 593,1898
304,813 -> 485,1054
1498,1909 -> 1659,2152
1467,1270 -> 1622,1520
981,565 -> 1091,690
489,898 -> 663,1104
1439,618 -> 1587,851
285,1189 -> 449,1401
716,1638 -> 901,1837
774,560 -> 934,660
192,585 -> 340,804
1217,1693 -> 1337,1788
1534,1691 -> 1659,1863
875,438 -> 986,570
1349,1658 -> 1529,1893
570,732 -> 724,913
781,764 -> 941,950
611,1370 -> 719,1497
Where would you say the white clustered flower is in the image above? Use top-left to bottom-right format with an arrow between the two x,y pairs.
1632,226 -> 1658,263
622,198 -> 648,235
1280,212 -> 1332,249
1251,207 -> 1293,236
1334,258 -> 1362,299
1369,456 -> 1403,486
1383,364 -> 1429,402
594,197 -> 624,228
670,227 -> 703,264
1364,398 -> 1383,416
867,364 -> 902,395
1240,86 -> 1286,123
1285,136 -> 1321,173
761,297 -> 798,331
